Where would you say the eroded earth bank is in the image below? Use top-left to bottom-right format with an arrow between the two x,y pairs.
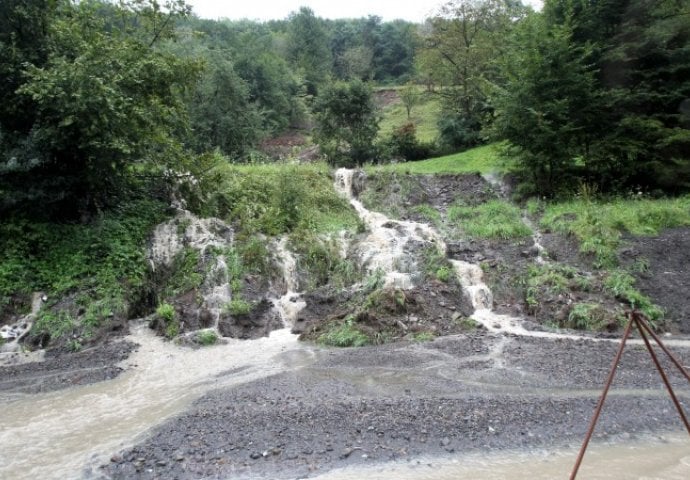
2,170 -> 690,480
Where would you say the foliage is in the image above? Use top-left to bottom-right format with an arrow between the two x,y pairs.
197,329 -> 218,346
566,303 -> 620,331
370,143 -> 506,174
1,0 -> 201,216
0,199 -> 168,315
286,7 -> 332,96
420,0 -> 528,149
156,302 -> 175,323
540,195 -> 690,268
313,80 -> 380,166
210,162 -> 360,237
32,309 -> 75,341
378,87 -> 441,143
224,298 -> 252,316
162,248 -> 204,298
422,247 -> 453,283
318,315 -> 370,347
448,200 -> 531,239
383,123 -> 438,161
604,270 -> 664,324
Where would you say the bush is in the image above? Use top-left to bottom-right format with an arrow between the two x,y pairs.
224,298 -> 252,316
319,315 -> 370,347
384,123 -> 438,161
197,330 -> 218,346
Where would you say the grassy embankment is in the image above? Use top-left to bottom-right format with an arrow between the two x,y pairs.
377,86 -> 441,143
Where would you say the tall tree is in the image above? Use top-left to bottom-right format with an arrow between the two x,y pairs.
313,80 -> 380,166
286,7 -> 332,96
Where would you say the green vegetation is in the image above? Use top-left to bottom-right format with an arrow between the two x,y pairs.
448,200 -> 531,240
224,299 -> 252,316
318,315 -> 370,347
33,310 -> 75,341
379,88 -> 441,143
369,144 -> 506,175
525,264 -> 587,313
541,196 -> 690,268
422,247 -> 454,283
197,330 -> 218,346
156,303 -> 175,323
604,271 -> 664,325
566,303 -> 620,331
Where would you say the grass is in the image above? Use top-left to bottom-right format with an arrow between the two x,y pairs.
604,270 -> 664,324
224,298 -> 252,316
368,143 -> 507,175
318,315 -> 370,347
33,310 -> 75,341
197,330 -> 218,346
541,195 -> 690,268
448,199 -> 531,240
211,161 -> 361,237
378,87 -> 440,143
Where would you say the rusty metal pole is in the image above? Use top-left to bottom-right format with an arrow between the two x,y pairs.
569,312 -> 635,480
636,313 -> 690,383
633,313 -> 690,435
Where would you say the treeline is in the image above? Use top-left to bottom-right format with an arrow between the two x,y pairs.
0,1 -> 418,219
419,0 -> 690,196
1,0 -> 689,220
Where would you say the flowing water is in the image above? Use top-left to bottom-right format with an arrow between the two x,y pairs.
2,172 -> 689,479
0,325 -> 310,479
313,434 -> 690,480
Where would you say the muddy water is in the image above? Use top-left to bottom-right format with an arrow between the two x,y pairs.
314,434 -> 690,480
0,324 -> 311,479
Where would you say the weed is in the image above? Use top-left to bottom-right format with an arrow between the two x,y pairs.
364,269 -> 386,291
165,320 -> 180,339
566,303 -> 617,331
197,330 -> 218,346
540,195 -> 690,268
32,310 -> 75,341
448,200 -> 531,240
224,298 -> 252,316
435,266 -> 453,283
319,315 -> 370,347
411,331 -> 435,342
604,270 -> 664,324
67,339 -> 83,352
156,302 -> 175,322
411,204 -> 441,225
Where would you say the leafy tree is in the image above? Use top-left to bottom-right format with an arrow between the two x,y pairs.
420,0 -> 527,149
1,0 -> 200,216
399,83 -> 422,119
313,80 -> 380,166
286,7 -> 332,96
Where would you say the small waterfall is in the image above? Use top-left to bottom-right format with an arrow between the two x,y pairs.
271,237 -> 306,326
334,168 -> 445,290
0,293 -> 46,365
148,210 -> 233,336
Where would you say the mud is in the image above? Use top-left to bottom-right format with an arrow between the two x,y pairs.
101,333 -> 690,480
0,339 -> 135,395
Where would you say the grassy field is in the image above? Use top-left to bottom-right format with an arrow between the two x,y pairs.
368,143 -> 508,175
377,87 -> 440,143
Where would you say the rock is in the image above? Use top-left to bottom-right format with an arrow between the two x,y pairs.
250,452 -> 261,460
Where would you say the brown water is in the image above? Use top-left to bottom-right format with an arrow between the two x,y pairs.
314,434 -> 690,480
0,324 -> 311,479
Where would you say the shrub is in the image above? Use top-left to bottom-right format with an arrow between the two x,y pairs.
197,330 -> 218,346
224,298 -> 252,316
319,315 -> 370,347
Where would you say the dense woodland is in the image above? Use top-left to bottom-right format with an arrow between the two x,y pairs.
1,0 -> 689,219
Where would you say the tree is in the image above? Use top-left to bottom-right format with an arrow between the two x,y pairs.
399,83 -> 422,119
491,13 -> 600,195
286,7 -> 332,96
313,80 -> 380,166
420,0 -> 527,148
0,0 -> 201,216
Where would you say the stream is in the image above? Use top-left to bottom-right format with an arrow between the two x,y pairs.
1,169 -> 689,479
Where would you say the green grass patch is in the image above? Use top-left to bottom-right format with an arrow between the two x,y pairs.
566,303 -> 621,331
210,162 -> 361,237
32,309 -> 75,341
197,330 -> 218,346
0,199 -> 168,318
368,143 -> 507,175
224,298 -> 252,316
378,88 -> 440,143
318,315 -> 370,348
541,196 -> 690,268
448,200 -> 531,240
411,204 -> 441,225
604,270 -> 664,324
